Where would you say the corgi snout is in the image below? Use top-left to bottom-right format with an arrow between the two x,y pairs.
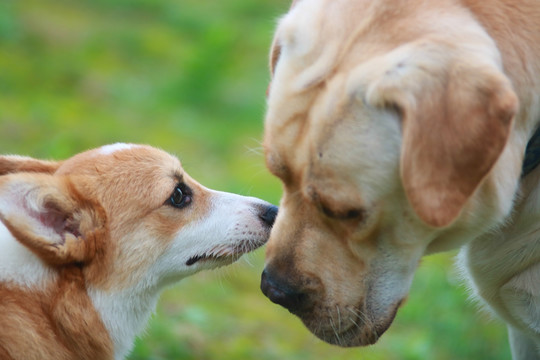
258,204 -> 278,227
182,195 -> 278,268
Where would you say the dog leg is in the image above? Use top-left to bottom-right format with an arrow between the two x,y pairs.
500,263 -> 540,359
508,326 -> 540,360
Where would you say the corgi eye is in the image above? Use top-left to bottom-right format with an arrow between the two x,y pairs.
169,184 -> 192,208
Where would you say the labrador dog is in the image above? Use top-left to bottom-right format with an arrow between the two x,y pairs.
259,0 -> 540,358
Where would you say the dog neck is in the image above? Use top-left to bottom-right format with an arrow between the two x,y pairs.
86,256 -> 192,360
88,283 -> 161,360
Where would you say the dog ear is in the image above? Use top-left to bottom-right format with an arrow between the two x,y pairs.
0,173 -> 103,265
269,32 -> 282,77
0,155 -> 62,175
269,0 -> 302,75
365,44 -> 518,227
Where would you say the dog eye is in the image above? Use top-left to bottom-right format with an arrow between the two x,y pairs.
321,205 -> 365,221
168,184 -> 192,208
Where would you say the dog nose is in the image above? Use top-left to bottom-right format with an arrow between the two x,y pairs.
259,205 -> 278,227
260,268 -> 305,313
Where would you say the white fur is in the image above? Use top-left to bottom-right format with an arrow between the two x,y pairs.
502,263 -> 540,334
0,222 -> 56,288
98,143 -> 137,156
0,180 -> 65,246
88,287 -> 160,360
459,168 -> 540,358
0,179 -> 59,288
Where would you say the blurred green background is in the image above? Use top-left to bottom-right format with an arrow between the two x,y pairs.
0,0 -> 511,359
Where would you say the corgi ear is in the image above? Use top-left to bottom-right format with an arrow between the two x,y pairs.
365,44 -> 518,227
0,174 -> 104,265
0,155 -> 62,175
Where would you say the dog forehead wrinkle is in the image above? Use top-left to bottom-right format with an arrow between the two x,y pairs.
278,0 -> 364,80
265,139 -> 307,187
265,149 -> 294,183
278,0 -> 325,59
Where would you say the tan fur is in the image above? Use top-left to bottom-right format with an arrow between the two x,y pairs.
262,0 -> 540,356
0,269 -> 113,360
0,157 -> 61,176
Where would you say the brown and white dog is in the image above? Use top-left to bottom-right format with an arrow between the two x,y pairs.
0,143 -> 277,360
260,0 -> 540,358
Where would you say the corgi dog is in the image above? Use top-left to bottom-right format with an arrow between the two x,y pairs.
0,143 -> 277,360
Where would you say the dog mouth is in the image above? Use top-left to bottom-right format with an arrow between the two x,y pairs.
185,239 -> 266,267
185,252 -> 241,266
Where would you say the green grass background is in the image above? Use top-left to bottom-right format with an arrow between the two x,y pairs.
0,0 -> 511,359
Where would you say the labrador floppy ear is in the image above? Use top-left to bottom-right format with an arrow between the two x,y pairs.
0,173 -> 104,265
0,155 -> 62,175
269,0 -> 302,76
269,32 -> 281,77
366,45 -> 518,227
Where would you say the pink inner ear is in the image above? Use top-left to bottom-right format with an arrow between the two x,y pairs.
64,217 -> 82,238
24,200 -> 79,241
0,179 -> 81,244
38,207 -> 68,238
40,203 -> 81,239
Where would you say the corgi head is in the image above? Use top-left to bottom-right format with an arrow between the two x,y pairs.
0,143 -> 277,288
0,143 -> 277,357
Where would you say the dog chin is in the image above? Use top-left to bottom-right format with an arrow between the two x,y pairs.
297,303 -> 400,347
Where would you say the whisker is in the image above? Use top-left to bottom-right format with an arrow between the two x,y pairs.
244,145 -> 264,157
348,307 -> 370,328
328,309 -> 342,346
336,305 -> 342,333
242,252 -> 255,267
349,313 -> 362,331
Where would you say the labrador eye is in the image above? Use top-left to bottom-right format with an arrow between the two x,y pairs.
169,184 -> 192,208
321,204 -> 365,221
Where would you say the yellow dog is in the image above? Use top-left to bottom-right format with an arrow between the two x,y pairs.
260,0 -> 540,358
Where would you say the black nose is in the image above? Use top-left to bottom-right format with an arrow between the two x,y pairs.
259,205 -> 278,227
260,268 -> 305,313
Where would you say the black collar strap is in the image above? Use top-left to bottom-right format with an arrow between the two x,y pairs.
522,125 -> 540,177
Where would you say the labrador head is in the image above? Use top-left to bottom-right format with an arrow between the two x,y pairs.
261,0 -> 519,346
